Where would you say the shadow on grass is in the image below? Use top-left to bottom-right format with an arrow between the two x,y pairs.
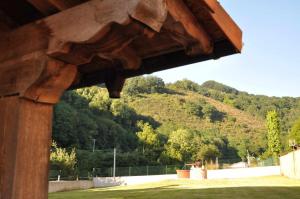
49,186 -> 300,199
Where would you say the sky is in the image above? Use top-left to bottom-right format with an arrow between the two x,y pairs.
154,1 -> 300,97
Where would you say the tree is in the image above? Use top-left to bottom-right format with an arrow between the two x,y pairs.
196,144 -> 221,161
202,104 -> 225,122
184,101 -> 203,118
53,102 -> 78,147
123,76 -> 165,95
110,100 -> 137,127
266,110 -> 281,157
164,129 -> 199,163
136,121 -> 163,163
169,79 -> 200,92
289,118 -> 300,145
201,80 -> 239,94
136,121 -> 160,152
50,142 -> 77,177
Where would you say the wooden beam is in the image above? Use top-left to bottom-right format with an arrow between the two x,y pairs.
0,96 -> 53,199
0,52 -> 77,104
166,0 -> 213,54
43,0 -> 167,43
71,40 -> 235,89
0,0 -> 168,64
105,74 -> 126,98
27,0 -> 58,15
196,0 -> 243,52
48,0 -> 86,11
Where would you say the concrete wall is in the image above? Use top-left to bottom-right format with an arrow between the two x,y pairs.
49,180 -> 93,193
207,166 -> 280,179
49,166 -> 281,192
93,174 -> 177,187
280,150 -> 300,179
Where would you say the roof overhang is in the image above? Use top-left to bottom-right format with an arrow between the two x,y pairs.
0,0 -> 242,100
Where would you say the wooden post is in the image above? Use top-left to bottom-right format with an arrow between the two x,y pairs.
0,54 -> 77,199
0,97 -> 53,199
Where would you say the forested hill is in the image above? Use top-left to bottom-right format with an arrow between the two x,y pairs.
52,76 -> 300,166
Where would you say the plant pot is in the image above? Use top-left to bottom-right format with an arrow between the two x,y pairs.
176,170 -> 190,179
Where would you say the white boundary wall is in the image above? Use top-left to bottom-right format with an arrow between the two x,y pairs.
93,174 -> 177,187
49,180 -> 93,193
49,166 -> 281,192
280,150 -> 300,179
207,166 -> 280,179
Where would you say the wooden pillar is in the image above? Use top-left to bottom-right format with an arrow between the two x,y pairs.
0,54 -> 77,199
0,97 -> 53,199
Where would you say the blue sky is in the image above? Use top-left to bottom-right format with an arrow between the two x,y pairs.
154,1 -> 300,97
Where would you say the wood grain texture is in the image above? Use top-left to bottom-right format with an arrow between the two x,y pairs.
0,52 -> 77,104
0,97 -> 53,199
23,59 -> 77,104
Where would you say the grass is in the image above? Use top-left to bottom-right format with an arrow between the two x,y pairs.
49,176 -> 300,199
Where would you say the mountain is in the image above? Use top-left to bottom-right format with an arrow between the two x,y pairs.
52,76 -> 300,169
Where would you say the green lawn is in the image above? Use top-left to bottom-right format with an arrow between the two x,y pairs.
49,176 -> 300,199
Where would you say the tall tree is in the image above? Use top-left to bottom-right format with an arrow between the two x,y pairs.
266,110 -> 281,157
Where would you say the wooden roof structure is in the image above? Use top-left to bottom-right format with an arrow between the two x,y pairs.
0,1 -> 242,199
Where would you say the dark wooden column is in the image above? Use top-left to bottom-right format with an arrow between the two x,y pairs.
0,53 -> 77,199
0,97 -> 53,199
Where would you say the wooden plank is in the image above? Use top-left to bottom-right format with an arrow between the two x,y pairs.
201,0 -> 243,52
0,97 -> 53,199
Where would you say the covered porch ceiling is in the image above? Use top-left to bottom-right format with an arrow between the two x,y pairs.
0,0 -> 242,99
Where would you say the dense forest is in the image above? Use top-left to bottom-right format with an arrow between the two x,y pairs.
51,76 -> 300,176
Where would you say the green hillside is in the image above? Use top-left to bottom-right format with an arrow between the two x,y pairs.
126,91 -> 266,152
51,76 -> 300,173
